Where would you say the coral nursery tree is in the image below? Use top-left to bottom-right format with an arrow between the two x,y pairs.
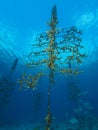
18,5 -> 86,130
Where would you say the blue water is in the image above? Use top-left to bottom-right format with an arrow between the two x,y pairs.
0,0 -> 98,129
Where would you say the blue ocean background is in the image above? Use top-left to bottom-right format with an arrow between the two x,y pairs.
0,0 -> 98,129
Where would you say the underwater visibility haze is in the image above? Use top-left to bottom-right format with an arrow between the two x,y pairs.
0,0 -> 98,129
